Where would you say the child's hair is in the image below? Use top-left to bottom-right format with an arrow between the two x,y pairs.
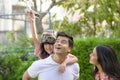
41,30 -> 57,44
40,30 -> 57,59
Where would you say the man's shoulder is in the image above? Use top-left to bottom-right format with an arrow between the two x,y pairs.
37,55 -> 52,62
71,62 -> 79,66
74,62 -> 79,67
68,62 -> 79,70
33,55 -> 56,65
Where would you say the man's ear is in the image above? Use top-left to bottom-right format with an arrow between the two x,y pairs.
68,48 -> 71,53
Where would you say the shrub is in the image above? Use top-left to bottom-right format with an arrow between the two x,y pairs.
71,37 -> 120,80
0,37 -> 120,80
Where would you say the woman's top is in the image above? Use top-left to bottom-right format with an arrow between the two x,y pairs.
95,72 -> 113,80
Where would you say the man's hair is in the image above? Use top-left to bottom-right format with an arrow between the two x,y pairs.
56,32 -> 74,48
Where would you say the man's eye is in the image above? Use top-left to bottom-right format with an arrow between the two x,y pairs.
62,41 -> 66,44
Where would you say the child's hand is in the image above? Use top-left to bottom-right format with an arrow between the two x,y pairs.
27,11 -> 35,21
58,62 -> 66,73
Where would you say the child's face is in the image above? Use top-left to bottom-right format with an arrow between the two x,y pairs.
44,43 -> 54,54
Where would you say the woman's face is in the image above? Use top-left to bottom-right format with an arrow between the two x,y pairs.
44,43 -> 54,54
89,48 -> 99,65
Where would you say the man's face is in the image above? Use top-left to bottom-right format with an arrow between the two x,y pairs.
54,36 -> 71,55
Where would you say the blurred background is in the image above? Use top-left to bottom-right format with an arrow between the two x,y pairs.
0,0 -> 120,80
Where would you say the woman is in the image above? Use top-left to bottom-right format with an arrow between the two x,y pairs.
89,44 -> 120,80
27,11 -> 78,73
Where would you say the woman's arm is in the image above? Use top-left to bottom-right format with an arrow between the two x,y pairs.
59,54 -> 78,73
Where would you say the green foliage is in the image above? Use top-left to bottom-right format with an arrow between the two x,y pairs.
71,37 -> 120,79
0,31 -> 37,80
6,31 -> 34,47
53,17 -> 82,37
1,31 -> 120,80
55,0 -> 120,38
0,52 -> 37,80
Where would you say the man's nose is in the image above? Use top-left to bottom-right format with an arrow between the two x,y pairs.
56,41 -> 61,45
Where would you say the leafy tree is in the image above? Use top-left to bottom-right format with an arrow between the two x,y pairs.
30,0 -> 66,34
53,0 -> 120,38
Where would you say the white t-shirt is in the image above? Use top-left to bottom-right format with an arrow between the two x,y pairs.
27,55 -> 80,80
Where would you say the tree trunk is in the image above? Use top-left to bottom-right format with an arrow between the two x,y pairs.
35,18 -> 43,34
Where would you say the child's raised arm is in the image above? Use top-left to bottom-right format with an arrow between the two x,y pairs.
28,12 -> 39,47
27,12 -> 40,58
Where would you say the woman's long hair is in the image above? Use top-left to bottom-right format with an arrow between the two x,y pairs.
93,44 -> 120,80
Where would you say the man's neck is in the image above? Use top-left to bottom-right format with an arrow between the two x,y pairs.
52,53 -> 67,64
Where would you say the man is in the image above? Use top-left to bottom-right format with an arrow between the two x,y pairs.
22,32 -> 80,80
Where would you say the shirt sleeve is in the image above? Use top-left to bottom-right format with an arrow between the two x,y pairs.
27,61 -> 40,78
73,63 -> 80,80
